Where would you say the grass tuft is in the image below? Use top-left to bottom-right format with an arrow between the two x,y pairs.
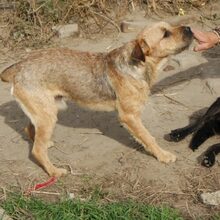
1,193 -> 184,220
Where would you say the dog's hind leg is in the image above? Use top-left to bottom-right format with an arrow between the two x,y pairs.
24,122 -> 35,141
201,143 -> 220,167
13,85 -> 67,177
24,121 -> 54,148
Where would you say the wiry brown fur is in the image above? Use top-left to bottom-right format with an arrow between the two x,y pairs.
0,22 -> 193,177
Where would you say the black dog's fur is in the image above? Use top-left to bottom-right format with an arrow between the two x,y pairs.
167,97 -> 220,167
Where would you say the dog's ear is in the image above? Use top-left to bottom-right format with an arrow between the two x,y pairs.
131,39 -> 150,62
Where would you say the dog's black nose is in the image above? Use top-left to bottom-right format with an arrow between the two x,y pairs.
183,26 -> 192,36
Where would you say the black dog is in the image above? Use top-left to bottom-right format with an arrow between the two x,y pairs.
167,97 -> 220,167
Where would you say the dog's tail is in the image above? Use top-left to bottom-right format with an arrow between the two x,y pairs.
0,63 -> 20,83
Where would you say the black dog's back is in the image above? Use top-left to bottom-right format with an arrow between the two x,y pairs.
167,97 -> 220,167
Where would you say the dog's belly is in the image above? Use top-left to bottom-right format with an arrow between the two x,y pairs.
74,99 -> 116,112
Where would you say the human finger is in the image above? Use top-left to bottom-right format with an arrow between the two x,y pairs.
194,42 -> 210,51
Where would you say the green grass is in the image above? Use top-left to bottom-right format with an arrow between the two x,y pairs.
1,193 -> 183,220
211,215 -> 220,220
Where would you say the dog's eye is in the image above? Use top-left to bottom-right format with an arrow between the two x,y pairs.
163,30 -> 171,38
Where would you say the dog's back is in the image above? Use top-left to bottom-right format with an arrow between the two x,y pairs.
1,48 -> 116,110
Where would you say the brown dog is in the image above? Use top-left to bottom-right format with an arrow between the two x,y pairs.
0,22 -> 193,177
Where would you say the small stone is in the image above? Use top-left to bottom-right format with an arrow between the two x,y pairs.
52,24 -> 79,38
68,192 -> 75,199
201,190 -> 220,206
25,48 -> 32,53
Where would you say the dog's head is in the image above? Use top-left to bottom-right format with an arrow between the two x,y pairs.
132,22 -> 193,62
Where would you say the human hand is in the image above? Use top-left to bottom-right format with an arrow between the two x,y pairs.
192,29 -> 219,51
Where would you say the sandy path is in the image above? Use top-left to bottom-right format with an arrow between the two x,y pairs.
0,12 -> 220,217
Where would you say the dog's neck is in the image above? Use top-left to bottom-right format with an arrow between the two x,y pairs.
107,41 -> 167,87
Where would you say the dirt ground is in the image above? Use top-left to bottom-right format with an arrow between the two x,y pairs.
0,7 -> 220,219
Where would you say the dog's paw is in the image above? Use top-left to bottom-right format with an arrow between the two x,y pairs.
49,167 -> 67,177
157,150 -> 177,163
201,153 -> 215,168
167,129 -> 187,142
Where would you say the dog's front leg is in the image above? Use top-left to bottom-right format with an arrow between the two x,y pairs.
118,104 -> 176,163
108,68 -> 176,163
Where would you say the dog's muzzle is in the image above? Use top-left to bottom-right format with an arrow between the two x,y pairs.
182,26 -> 193,40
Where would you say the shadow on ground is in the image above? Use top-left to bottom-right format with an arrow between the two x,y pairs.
0,99 -> 144,157
152,55 -> 220,94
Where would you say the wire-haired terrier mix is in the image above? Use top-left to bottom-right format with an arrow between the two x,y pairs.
0,22 -> 193,177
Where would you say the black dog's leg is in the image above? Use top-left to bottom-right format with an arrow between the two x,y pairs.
189,121 -> 216,151
189,115 -> 220,151
167,97 -> 220,168
168,121 -> 200,142
201,143 -> 220,167
168,97 -> 220,143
